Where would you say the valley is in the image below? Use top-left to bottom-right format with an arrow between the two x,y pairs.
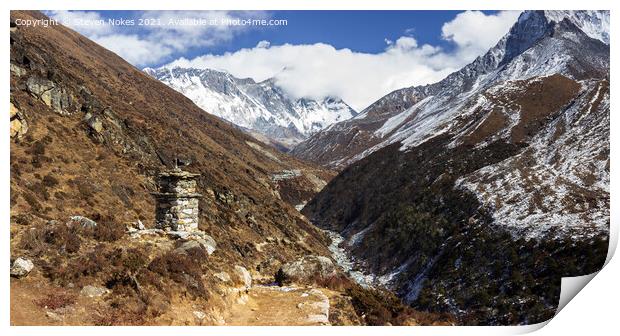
9,9 -> 610,327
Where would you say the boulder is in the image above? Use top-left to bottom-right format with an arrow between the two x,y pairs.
166,231 -> 190,240
213,271 -> 231,283
129,228 -> 165,239
26,76 -> 73,115
11,257 -> 34,278
215,190 -> 235,205
10,118 -> 22,138
80,285 -> 109,298
234,265 -> 252,288
193,310 -> 206,320
174,240 -> 203,255
10,64 -> 26,77
85,114 -> 104,133
10,102 -> 27,138
10,102 -> 18,118
126,220 -> 145,233
195,235 -> 217,255
45,311 -> 62,322
277,255 -> 337,285
67,215 -> 97,228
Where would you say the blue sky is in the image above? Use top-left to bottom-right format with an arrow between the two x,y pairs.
48,10 -> 521,110
52,10 -> 489,65
164,11 -> 472,63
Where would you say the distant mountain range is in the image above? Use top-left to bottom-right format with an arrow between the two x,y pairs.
144,66 -> 357,148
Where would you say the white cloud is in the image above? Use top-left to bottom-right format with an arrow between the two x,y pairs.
48,10 -> 114,36
165,11 -> 521,111
441,10 -> 522,60
256,40 -> 271,48
94,34 -> 172,66
48,10 -> 521,110
167,41 -> 454,111
47,10 -> 268,66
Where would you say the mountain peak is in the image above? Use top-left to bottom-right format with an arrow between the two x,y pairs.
543,10 -> 610,44
145,66 -> 357,148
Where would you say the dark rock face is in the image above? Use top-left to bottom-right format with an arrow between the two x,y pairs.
302,11 -> 610,325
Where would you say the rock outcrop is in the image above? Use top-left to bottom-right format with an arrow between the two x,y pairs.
10,257 -> 34,278
234,265 -> 252,289
80,285 -> 109,298
67,215 -> 97,228
276,255 -> 337,285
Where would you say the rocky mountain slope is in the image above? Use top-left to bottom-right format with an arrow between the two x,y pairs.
9,10 -> 448,326
302,10 -> 609,325
144,66 -> 357,148
292,10 -> 609,170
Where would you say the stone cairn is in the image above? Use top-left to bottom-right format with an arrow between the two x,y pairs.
152,168 -> 201,232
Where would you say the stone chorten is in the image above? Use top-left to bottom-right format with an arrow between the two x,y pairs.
152,168 -> 201,232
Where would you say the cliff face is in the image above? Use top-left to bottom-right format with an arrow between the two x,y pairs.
302,11 -> 609,325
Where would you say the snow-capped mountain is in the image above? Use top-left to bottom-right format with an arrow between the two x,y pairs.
301,10 -> 609,325
144,67 -> 357,147
293,10 -> 609,169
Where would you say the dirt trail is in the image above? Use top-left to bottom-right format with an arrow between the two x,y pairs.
12,277 -> 334,326
225,286 -> 331,326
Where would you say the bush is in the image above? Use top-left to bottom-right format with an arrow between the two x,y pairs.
91,296 -> 147,326
31,140 -> 46,156
71,177 -> 96,199
42,174 -> 59,187
147,248 -> 208,299
22,192 -> 42,212
35,290 -> 77,310
93,220 -> 124,242
19,221 -> 82,256
29,182 -> 50,200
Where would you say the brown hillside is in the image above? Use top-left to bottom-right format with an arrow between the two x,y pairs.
10,10 -> 342,325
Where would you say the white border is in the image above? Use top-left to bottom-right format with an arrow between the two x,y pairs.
3,1 -> 617,335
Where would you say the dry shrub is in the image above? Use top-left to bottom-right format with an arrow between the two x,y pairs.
70,177 -> 96,199
48,246 -> 148,288
22,191 -> 42,212
19,221 -> 82,256
313,273 -> 353,292
35,290 -> 77,310
11,213 -> 33,226
147,247 -> 208,299
59,247 -> 109,280
30,140 -> 46,156
91,296 -> 147,326
30,182 -> 50,200
346,285 -> 418,326
93,220 -> 124,242
42,174 -> 59,187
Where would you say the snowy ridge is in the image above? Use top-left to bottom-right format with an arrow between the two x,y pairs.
299,10 -> 608,241
299,10 -> 609,324
543,10 -> 609,44
294,10 -> 609,169
144,67 -> 357,145
456,79 -> 609,240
